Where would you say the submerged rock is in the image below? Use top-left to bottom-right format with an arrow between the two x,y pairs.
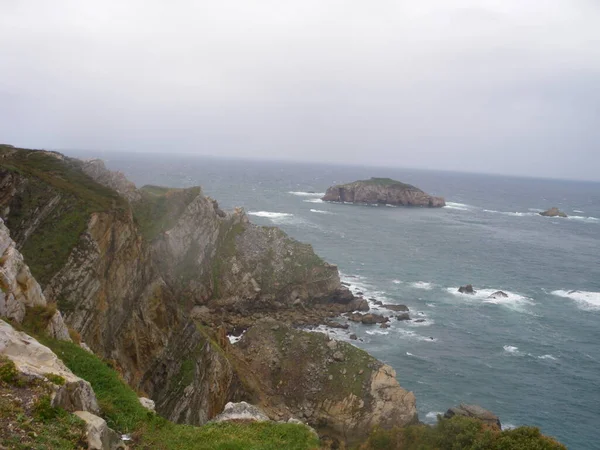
539,207 -> 567,218
444,403 -> 501,429
321,178 -> 445,207
488,291 -> 508,299
383,304 -> 409,312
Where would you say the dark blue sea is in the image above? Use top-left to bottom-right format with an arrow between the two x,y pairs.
71,151 -> 600,449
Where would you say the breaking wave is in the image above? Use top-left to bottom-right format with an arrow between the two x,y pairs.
310,209 -> 333,214
447,287 -> 534,312
303,198 -> 324,204
445,202 -> 473,211
411,281 -> 433,290
288,191 -> 324,197
551,290 -> 600,310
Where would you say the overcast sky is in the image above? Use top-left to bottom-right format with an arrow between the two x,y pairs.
1,1 -> 599,180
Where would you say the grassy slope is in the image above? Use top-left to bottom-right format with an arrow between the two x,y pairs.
356,178 -> 418,189
0,146 -> 128,284
39,336 -> 319,450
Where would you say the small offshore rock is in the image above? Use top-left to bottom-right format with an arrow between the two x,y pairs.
539,207 -> 567,218
458,284 -> 475,294
396,313 -> 410,321
349,333 -> 358,340
383,304 -> 409,312
488,291 -> 508,299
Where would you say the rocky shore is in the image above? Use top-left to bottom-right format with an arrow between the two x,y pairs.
321,177 -> 445,207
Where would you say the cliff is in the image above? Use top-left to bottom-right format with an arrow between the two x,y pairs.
0,144 -> 415,442
322,177 -> 445,207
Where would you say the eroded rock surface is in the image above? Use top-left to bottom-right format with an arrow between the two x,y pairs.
444,403 -> 502,429
322,178 -> 445,207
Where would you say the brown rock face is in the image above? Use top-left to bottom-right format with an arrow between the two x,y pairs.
444,403 -> 502,429
322,178 -> 445,207
539,207 -> 567,218
236,320 -> 418,443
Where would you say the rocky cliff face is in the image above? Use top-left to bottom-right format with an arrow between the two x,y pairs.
0,145 -> 417,440
322,177 -> 445,207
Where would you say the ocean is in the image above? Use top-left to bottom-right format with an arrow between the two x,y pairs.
73,151 -> 600,449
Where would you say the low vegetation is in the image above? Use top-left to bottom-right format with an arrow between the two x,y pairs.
37,335 -> 319,450
356,177 -> 417,189
361,415 -> 566,450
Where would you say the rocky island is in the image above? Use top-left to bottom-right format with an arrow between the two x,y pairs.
0,144 -> 564,449
321,177 -> 445,207
539,207 -> 568,218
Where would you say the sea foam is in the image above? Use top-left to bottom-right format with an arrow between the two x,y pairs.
303,198 -> 324,204
551,290 -> 600,310
447,287 -> 534,312
445,202 -> 473,211
310,209 -> 333,214
288,191 -> 325,197
411,281 -> 433,290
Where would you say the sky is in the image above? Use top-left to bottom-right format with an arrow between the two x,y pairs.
1,1 -> 599,181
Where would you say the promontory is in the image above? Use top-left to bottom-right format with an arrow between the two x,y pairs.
321,177 -> 446,207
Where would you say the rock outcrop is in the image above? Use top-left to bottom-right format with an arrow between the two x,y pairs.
0,319 -> 99,414
488,291 -> 508,299
236,320 -> 418,443
458,284 -> 475,294
74,411 -> 127,450
444,403 -> 502,429
213,401 -> 270,422
322,178 -> 445,207
539,207 -> 567,218
0,218 -> 70,340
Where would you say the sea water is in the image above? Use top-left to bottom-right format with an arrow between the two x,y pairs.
78,151 -> 599,449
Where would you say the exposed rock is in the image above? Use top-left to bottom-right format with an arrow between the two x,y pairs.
488,291 -> 508,299
444,403 -> 501,429
237,320 -> 417,443
414,319 -> 425,323
539,207 -> 567,218
139,397 -> 156,412
383,304 -> 409,312
81,158 -> 141,203
0,319 -> 99,414
380,323 -> 390,329
396,313 -> 411,321
346,313 -> 389,324
74,411 -> 127,450
322,178 -> 445,207
287,417 -> 319,439
349,334 -> 358,340
213,401 -> 270,422
0,219 -> 69,340
458,284 -> 475,294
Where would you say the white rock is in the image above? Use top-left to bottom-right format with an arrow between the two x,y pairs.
213,401 -> 270,422
74,411 -> 127,450
139,397 -> 156,412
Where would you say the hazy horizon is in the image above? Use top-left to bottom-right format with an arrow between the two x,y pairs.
1,1 -> 599,181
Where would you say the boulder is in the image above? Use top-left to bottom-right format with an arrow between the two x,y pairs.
354,313 -> 389,325
0,320 -> 99,414
488,291 -> 508,299
383,304 -> 409,312
349,334 -> 358,340
444,403 -> 501,429
396,313 -> 410,321
349,298 -> 370,312
213,401 -> 270,422
539,207 -> 567,218
139,397 -> 156,412
458,284 -> 475,294
74,411 -> 127,450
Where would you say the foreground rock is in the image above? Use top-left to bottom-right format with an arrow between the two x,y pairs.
539,207 -> 567,218
444,403 -> 501,429
74,411 -> 127,450
0,320 -> 99,414
322,178 -> 445,207
236,320 -> 418,443
458,284 -> 475,294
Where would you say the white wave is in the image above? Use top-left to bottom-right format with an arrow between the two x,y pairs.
425,411 -> 443,420
411,281 -> 433,290
537,354 -> 557,361
394,328 -> 437,342
248,211 -> 293,219
426,303 -> 436,308
445,202 -> 473,211
567,215 -> 599,223
365,329 -> 389,336
385,204 -> 397,208
551,290 -> 600,310
503,345 -> 519,354
573,210 -> 584,213
340,274 -> 389,302
392,279 -> 402,284
310,209 -> 333,215
447,287 -> 534,311
503,423 -> 517,430
484,209 -> 537,217
408,318 -> 434,327
528,208 -> 544,212
303,198 -> 324,204
406,352 -> 415,356
288,191 -> 324,197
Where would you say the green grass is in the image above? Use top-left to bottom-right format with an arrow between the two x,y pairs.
356,178 -> 417,189
37,336 -> 319,449
133,185 -> 201,240
0,147 -> 128,285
